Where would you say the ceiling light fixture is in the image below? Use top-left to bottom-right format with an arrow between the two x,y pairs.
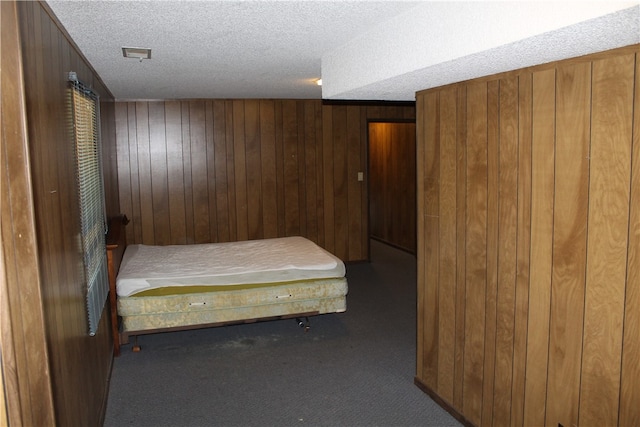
122,47 -> 152,62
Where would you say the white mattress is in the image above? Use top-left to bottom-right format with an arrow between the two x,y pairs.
116,236 -> 346,297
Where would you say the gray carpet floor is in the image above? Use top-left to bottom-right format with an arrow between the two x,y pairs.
104,240 -> 461,427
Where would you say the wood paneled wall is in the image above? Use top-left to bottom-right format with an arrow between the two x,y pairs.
415,44 -> 640,427
115,100 -> 415,262
12,1 -> 119,425
1,1 -> 55,425
368,122 -> 416,252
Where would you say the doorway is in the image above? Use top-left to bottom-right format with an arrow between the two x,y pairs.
368,121 -> 417,254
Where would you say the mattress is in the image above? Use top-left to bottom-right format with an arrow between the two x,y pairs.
116,236 -> 346,297
117,277 -> 348,331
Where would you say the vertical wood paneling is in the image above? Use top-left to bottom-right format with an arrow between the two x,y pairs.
545,61 -> 591,427
481,80 -> 498,427
232,100 -> 248,240
359,108 -> 368,255
2,2 -> 56,424
453,86 -> 468,410
463,81 -> 488,426
580,53 -> 634,427
128,103 -> 143,244
14,2 -> 118,425
136,102 -> 155,244
524,68 -> 556,426
191,101 -> 211,243
423,92 -> 440,388
321,104 -> 335,254
492,76 -> 519,426
510,70 -> 532,427
149,102 -> 171,245
304,101 -> 318,241
212,100 -> 230,242
181,102 -> 195,243
260,100 -> 278,239
619,53 -> 640,427
115,100 -> 415,261
415,45 -> 640,427
416,94 -> 427,382
165,101 -> 187,244
245,100 -> 263,240
282,100 -> 300,236
296,102 -> 307,237
224,100 -> 237,241
314,103 -> 326,248
205,101 -> 218,242
332,105 -> 349,258
116,104 -> 133,242
438,88 -> 457,404
347,106 -> 362,260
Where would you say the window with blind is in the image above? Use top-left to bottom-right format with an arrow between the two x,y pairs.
69,73 -> 108,336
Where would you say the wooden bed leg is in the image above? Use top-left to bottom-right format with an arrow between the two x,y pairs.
132,336 -> 141,352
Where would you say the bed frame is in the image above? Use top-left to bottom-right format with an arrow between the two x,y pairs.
105,216 -> 347,356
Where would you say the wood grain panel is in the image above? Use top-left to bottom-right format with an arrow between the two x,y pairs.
453,86 -> 467,410
303,101 -> 315,237
260,100 -> 278,239
212,100 -> 230,242
310,101 -> 322,241
619,52 -> 640,427
115,100 -> 415,261
232,100 -> 248,240
422,92 -> 440,388
128,103 -> 143,244
580,53 -> 634,427
509,71 -> 532,427
463,81 -> 488,426
400,123 -> 417,252
481,80 -> 498,427
165,101 -> 187,244
314,102 -> 326,248
224,100 -> 237,241
492,76 -> 519,427
282,100 -> 301,236
191,101 -> 211,243
296,102 -> 308,237
437,88 -> 457,404
523,68 -> 556,426
359,108 -> 368,254
347,106 -> 362,260
332,105 -> 349,258
149,102 -> 171,245
244,100 -> 262,240
415,94 -> 427,382
14,1 -> 117,425
181,102 -> 195,243
135,102 -> 155,244
205,101 -> 218,242
1,2 -> 56,424
416,42 -> 640,427
321,104 -> 336,254
544,61 -> 591,427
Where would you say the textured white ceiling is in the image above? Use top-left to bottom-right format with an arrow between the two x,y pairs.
45,1 -> 639,102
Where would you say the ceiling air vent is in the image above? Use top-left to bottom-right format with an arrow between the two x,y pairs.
122,47 -> 151,61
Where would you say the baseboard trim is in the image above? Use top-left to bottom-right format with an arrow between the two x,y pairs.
414,377 -> 476,427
